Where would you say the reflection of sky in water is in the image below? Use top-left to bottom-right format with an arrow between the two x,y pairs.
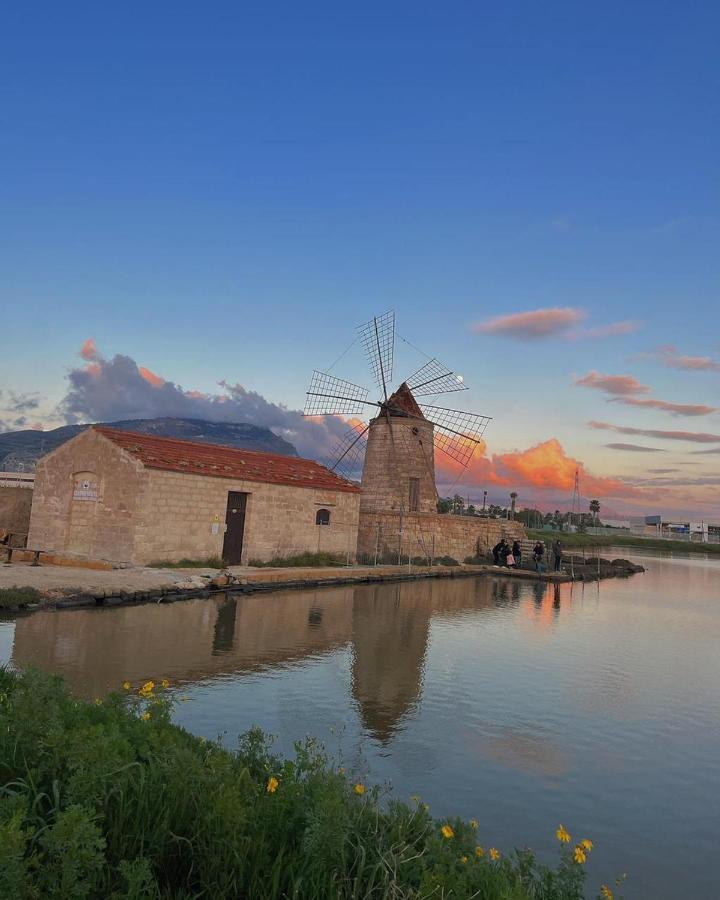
2,549 -> 719,899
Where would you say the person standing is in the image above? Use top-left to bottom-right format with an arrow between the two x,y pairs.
512,539 -> 522,568
533,541 -> 545,572
553,539 -> 562,572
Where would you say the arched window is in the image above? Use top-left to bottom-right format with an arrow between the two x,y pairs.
315,508 -> 330,526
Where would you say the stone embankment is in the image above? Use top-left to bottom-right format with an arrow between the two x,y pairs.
0,555 -> 644,615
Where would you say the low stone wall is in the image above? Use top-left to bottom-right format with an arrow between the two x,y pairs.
357,509 -> 525,562
0,487 -> 33,543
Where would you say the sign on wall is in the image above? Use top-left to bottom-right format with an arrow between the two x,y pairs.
73,478 -> 98,502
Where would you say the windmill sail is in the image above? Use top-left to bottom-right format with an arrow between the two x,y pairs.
406,358 -> 468,396
358,310 -> 394,401
325,423 -> 369,481
304,371 -> 372,417
420,404 -> 491,468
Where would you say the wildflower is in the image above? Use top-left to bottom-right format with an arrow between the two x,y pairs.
94,698 -> 101,706
556,824 -> 571,843
475,846 -> 485,858
423,803 -> 429,811
460,856 -> 468,864
122,681 -> 131,690
353,783 -> 365,795
338,767 -> 345,776
580,838 -> 593,852
161,679 -> 170,688
266,776 -> 279,794
469,818 -> 479,830
139,680 -> 155,696
600,886 -> 614,900
573,845 -> 587,864
141,711 -> 151,721
489,848 -> 500,861
441,824 -> 455,840
410,794 -> 421,803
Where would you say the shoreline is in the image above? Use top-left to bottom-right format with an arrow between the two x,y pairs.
526,529 -> 720,557
1,555 -> 644,615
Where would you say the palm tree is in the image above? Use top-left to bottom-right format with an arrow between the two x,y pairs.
589,499 -> 600,524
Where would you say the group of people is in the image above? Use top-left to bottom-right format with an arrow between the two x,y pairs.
491,538 -> 522,568
491,538 -> 563,573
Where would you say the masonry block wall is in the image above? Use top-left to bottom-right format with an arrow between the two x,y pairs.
357,509 -> 525,562
28,429 -> 146,562
0,487 -> 34,542
134,469 -> 360,566
360,416 -> 437,515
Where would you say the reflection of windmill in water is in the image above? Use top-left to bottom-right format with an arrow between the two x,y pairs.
304,311 -> 491,522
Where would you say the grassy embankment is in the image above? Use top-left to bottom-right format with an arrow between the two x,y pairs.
526,529 -> 720,557
0,667 -> 612,899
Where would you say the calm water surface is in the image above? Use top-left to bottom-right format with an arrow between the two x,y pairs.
2,549 -> 719,899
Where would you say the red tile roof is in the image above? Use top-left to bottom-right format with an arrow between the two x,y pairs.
93,426 -> 360,493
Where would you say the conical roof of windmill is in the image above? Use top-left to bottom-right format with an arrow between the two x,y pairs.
379,382 -> 425,419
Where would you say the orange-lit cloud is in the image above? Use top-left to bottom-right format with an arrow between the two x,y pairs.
138,366 -> 165,387
435,437 -> 646,499
656,345 -> 720,372
614,397 -> 717,416
575,371 -> 649,396
79,338 -> 99,361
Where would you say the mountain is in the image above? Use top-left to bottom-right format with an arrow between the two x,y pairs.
0,418 -> 298,471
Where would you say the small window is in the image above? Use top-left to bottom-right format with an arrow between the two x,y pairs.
409,478 -> 420,512
316,508 -> 331,526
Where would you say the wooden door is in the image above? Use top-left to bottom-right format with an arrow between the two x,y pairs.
222,492 -> 247,565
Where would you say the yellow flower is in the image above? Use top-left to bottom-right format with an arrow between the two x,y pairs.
580,838 -> 593,852
469,818 -> 479,830
410,794 -> 421,803
600,886 -> 614,900
94,698 -> 101,706
556,824 -> 571,843
460,856 -> 468,864
489,847 -> 500,861
141,711 -> 151,721
353,783 -> 365,795
122,681 -> 131,690
266,776 -> 279,794
161,679 -> 170,688
475,846 -> 484,858
139,680 -> 155,696
441,824 -> 455,840
423,803 -> 429,812
573,845 -> 587,864
338,767 -> 345,776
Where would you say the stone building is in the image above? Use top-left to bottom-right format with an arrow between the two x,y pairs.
357,383 -> 524,561
28,427 -> 361,566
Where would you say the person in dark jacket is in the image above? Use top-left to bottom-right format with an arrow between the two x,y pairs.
553,539 -> 562,572
512,540 -> 522,568
532,541 -> 545,572
492,540 -> 503,565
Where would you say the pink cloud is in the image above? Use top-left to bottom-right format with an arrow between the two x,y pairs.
79,338 -> 99,361
575,370 -> 650,396
658,345 -> 720,372
139,366 -> 165,387
589,421 -> 720,443
613,397 -> 717,417
472,307 -> 585,339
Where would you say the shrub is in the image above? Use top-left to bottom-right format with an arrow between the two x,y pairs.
149,556 -> 223,569
0,586 -> 43,609
0,667 -> 596,899
248,551 -> 346,568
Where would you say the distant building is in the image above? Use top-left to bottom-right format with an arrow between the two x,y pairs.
630,514 -> 717,542
28,427 -> 361,565
0,471 -> 35,489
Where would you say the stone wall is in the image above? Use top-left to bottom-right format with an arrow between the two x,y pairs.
134,468 -> 361,566
357,509 -> 525,563
360,416 -> 437,515
0,487 -> 34,542
28,429 -> 146,562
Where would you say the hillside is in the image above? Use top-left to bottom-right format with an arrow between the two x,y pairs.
0,418 -> 297,471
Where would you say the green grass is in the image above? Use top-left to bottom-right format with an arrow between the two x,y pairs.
149,556 -> 223,569
526,529 -> 720,556
0,586 -> 42,609
248,551 -> 347,568
0,667 -> 602,899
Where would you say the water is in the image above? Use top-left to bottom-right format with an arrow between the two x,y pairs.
2,549 -> 719,898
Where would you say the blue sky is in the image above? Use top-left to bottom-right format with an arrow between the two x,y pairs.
1,2 -> 718,516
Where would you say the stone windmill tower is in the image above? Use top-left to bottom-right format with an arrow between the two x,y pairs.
304,311 -> 491,521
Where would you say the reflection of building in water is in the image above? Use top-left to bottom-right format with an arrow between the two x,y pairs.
13,577 -> 502,737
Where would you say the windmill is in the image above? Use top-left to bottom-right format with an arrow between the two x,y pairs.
303,311 -> 491,516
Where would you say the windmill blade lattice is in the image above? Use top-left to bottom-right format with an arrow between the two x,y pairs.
358,310 -> 394,401
420,404 -> 491,468
406,357 -> 468,396
325,423 -> 369,481
304,371 -> 372,417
